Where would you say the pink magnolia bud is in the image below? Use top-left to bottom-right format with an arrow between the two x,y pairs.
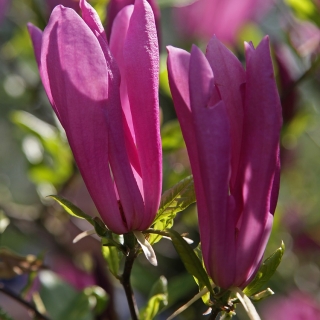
167,36 -> 282,288
173,0 -> 272,44
28,0 -> 162,234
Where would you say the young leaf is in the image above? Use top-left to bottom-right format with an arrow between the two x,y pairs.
92,217 -> 109,237
101,238 -> 123,278
39,270 -> 92,320
150,176 -> 196,244
139,276 -> 168,320
49,195 -> 94,225
166,229 -> 214,296
83,286 -> 109,315
193,243 -> 211,305
149,276 -> 168,299
11,111 -> 72,187
243,242 -> 285,297
140,294 -> 168,320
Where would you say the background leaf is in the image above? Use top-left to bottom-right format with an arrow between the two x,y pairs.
49,195 -> 94,224
101,239 -> 122,279
39,271 -> 93,320
161,119 -> 185,153
139,276 -> 168,320
166,230 -> 213,296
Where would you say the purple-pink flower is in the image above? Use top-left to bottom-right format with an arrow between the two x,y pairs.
167,36 -> 282,289
261,292 -> 320,320
28,0 -> 162,234
173,0 -> 272,44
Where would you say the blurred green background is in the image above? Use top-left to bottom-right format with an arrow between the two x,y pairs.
1,0 -> 320,319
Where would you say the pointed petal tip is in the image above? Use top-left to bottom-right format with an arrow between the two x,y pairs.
27,22 -> 34,30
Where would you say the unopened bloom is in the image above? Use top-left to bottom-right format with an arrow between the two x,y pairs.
28,0 -> 162,234
167,36 -> 282,288
261,292 -> 320,320
173,0 -> 272,44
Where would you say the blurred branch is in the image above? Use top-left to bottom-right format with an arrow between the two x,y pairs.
281,55 -> 320,102
0,283 -> 50,320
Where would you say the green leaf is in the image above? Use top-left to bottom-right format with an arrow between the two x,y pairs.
92,217 -> 109,237
49,195 -> 94,225
140,294 -> 168,320
139,276 -> 168,320
167,273 -> 197,307
0,307 -> 14,320
243,242 -> 285,297
51,197 -> 119,245
166,229 -> 214,296
11,111 -> 73,187
285,0 -> 319,25
101,239 -> 122,279
150,176 -> 196,244
83,286 -> 109,315
161,120 -> 185,153
193,244 -> 211,305
149,276 -> 168,300
39,270 -> 93,320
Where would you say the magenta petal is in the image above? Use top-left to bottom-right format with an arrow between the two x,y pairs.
123,0 -> 161,228
41,6 -> 128,233
106,0 -> 161,47
80,0 -> 107,43
235,36 -> 282,284
244,41 -> 255,63
28,23 -> 62,123
27,23 -> 42,67
192,101 -> 235,289
189,45 -> 235,288
110,5 -> 140,170
167,45 -> 212,261
206,35 -> 246,192
80,0 -> 145,230
241,212 -> 274,288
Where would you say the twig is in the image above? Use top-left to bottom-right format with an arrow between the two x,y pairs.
209,308 -> 221,319
281,55 -> 320,102
0,283 -> 50,320
119,234 -> 139,320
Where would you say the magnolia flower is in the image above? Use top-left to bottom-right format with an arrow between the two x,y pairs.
106,0 -> 160,44
167,36 -> 282,289
173,0 -> 272,44
261,292 -> 320,320
28,0 -> 162,235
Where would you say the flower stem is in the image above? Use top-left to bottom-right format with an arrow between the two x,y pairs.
209,308 -> 221,319
0,283 -> 50,320
120,233 -> 139,320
